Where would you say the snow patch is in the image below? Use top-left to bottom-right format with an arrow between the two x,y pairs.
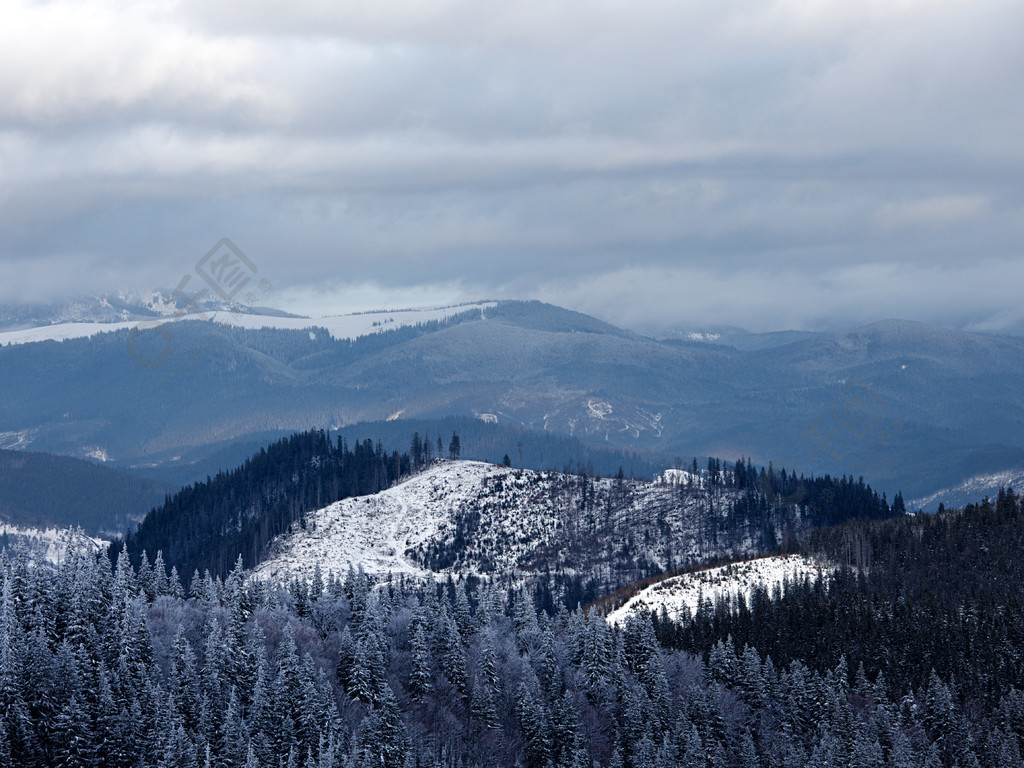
0,522 -> 108,564
660,469 -> 701,487
85,446 -> 112,462
254,461 -> 511,581
607,554 -> 828,626
0,429 -> 37,450
0,302 -> 498,347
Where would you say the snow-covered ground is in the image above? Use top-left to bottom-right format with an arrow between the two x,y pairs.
659,468 -> 702,487
254,461 -> 513,581
910,468 -> 1024,512
254,458 -> 791,586
0,429 -> 38,450
0,302 -> 496,347
0,522 -> 108,564
607,554 -> 828,626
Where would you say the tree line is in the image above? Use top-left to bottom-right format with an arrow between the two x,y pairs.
114,432 -> 413,583
644,487 -> 1024,766
5,532 -> 1021,767
117,433 -> 904,600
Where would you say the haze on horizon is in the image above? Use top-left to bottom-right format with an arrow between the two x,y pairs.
1,0 -> 1022,335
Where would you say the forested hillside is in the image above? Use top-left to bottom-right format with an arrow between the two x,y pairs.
0,450 -> 167,535
115,431 -> 416,581
1,534 -> 1020,768
117,429 -> 901,600
638,487 -> 1024,766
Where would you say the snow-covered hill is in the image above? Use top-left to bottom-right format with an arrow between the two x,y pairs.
909,468 -> 1024,512
0,301 -> 496,347
606,554 -> 828,626
0,522 -> 108,564
254,461 -> 502,581
254,460 -> 806,585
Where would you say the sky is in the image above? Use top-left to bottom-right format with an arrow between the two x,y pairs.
1,0 -> 1022,334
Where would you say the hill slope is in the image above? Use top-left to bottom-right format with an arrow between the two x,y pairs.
0,449 -> 168,535
256,459 -> 892,594
643,487 -> 1024,711
5,300 -> 1024,501
255,459 -> 740,584
605,554 -> 827,626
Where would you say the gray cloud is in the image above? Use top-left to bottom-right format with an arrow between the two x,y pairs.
0,0 -> 1021,332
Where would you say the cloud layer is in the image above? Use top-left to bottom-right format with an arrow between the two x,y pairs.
1,0 -> 1021,331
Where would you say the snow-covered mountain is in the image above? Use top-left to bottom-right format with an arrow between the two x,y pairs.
0,297 -> 496,347
6,298 -> 1024,503
606,554 -> 828,626
254,460 -> 809,587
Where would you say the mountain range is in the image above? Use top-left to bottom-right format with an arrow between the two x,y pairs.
2,293 -> 1023,768
2,297 -> 1024,509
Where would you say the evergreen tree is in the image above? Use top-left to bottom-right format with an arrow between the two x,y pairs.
408,620 -> 433,701
51,692 -> 97,768
436,618 -> 468,700
215,687 -> 248,768
469,676 -> 499,730
516,678 -> 551,768
354,684 -> 408,768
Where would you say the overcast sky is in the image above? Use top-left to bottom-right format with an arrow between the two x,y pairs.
1,0 -> 1022,333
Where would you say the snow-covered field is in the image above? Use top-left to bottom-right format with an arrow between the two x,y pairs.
254,461 -> 513,581
607,554 -> 828,626
0,522 -> 108,564
0,302 -> 496,347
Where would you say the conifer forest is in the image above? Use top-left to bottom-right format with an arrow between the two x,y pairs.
3,484 -> 1024,768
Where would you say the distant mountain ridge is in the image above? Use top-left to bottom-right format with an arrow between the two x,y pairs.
0,290 -> 299,331
2,299 -> 1024,504
0,294 -> 494,346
